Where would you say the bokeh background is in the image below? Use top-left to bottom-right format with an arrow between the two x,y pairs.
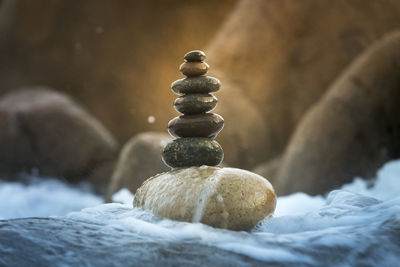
0,0 -> 399,198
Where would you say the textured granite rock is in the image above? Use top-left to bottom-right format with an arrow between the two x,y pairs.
174,93 -> 217,115
162,138 -> 223,168
134,166 -> 276,231
171,76 -> 220,94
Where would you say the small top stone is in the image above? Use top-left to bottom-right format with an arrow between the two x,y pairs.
184,50 -> 206,62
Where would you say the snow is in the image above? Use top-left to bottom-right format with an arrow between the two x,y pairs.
0,159 -> 400,265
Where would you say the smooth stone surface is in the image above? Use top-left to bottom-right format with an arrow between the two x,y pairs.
168,113 -> 224,138
171,76 -> 220,94
162,138 -> 223,168
180,62 -> 209,77
174,93 -> 217,115
134,166 -> 276,231
184,50 -> 206,62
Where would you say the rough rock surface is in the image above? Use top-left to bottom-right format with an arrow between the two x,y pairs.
162,138 -> 224,168
0,217 -> 267,266
171,76 -> 221,94
106,132 -> 171,201
0,88 -> 118,185
134,167 -> 276,231
207,0 -> 400,168
276,31 -> 400,195
174,93 -> 217,115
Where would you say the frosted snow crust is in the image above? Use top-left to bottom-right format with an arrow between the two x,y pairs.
0,160 -> 400,265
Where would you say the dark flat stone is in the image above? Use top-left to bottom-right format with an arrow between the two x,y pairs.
184,50 -> 206,62
174,93 -> 217,115
162,138 -> 224,168
171,76 -> 220,95
168,113 -> 224,138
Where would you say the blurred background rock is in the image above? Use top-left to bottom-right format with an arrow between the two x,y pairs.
0,0 -> 399,196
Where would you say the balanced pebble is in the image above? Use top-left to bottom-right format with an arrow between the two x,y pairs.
171,76 -> 220,94
184,50 -> 206,62
162,137 -> 224,168
167,113 -> 224,138
174,94 -> 217,115
180,62 -> 209,77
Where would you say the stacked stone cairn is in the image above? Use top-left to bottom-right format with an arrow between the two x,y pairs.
134,50 -> 276,231
162,50 -> 224,168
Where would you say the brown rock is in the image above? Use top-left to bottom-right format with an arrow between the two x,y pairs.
0,107 -> 33,174
88,160 -> 117,194
212,79 -> 268,169
168,113 -> 224,138
174,93 -> 217,115
275,31 -> 400,195
0,88 -> 118,186
207,0 -> 400,169
180,62 -> 209,77
184,50 -> 206,62
252,156 -> 282,185
134,166 -> 276,231
106,132 -> 172,202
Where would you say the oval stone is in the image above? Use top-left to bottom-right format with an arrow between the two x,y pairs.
184,50 -> 206,62
171,76 -> 220,94
180,62 -> 209,77
162,138 -> 223,168
134,166 -> 276,231
174,94 -> 217,115
168,113 -> 224,138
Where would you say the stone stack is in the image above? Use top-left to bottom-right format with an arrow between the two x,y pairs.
134,50 -> 277,231
162,50 -> 224,168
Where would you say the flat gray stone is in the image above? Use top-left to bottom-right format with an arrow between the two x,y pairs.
171,76 -> 220,94
174,93 -> 217,115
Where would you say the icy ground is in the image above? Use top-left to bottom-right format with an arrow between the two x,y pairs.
0,160 -> 400,266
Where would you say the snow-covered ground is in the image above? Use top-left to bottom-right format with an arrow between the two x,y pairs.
0,160 -> 399,265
